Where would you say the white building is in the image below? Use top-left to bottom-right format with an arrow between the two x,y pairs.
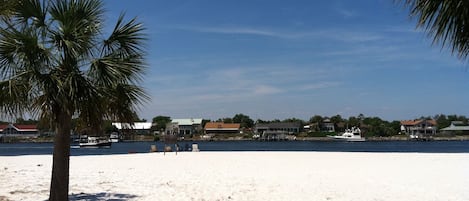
170,118 -> 203,135
112,122 -> 152,135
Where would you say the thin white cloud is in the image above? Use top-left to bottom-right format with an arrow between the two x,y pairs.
193,27 -> 280,37
145,62 -> 339,105
335,7 -> 358,18
167,24 -> 386,43
253,85 -> 283,95
319,31 -> 383,43
317,45 -> 399,58
299,82 -> 341,91
171,25 -> 295,38
384,25 -> 419,34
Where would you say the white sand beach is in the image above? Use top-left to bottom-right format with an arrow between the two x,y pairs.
1,152 -> 468,201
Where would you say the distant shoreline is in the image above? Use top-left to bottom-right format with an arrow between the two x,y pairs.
2,135 -> 469,143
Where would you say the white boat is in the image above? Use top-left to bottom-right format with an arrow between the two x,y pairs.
109,132 -> 121,143
79,136 -> 112,148
327,127 -> 365,142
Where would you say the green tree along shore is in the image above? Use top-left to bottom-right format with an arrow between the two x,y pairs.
206,113 -> 468,138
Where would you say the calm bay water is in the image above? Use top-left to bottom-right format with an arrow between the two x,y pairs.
1,140 -> 469,156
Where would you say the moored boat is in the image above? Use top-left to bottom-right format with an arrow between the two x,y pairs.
109,132 -> 121,143
79,136 -> 112,148
327,127 -> 365,142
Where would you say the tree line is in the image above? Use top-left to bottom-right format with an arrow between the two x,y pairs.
4,113 -> 468,137
149,113 -> 469,137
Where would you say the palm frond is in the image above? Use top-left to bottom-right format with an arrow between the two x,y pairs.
103,14 -> 147,57
0,76 -> 33,118
89,53 -> 145,86
49,0 -> 104,61
14,0 -> 47,27
0,0 -> 19,20
88,13 -> 147,87
399,0 -> 469,61
0,24 -> 51,80
105,83 -> 149,124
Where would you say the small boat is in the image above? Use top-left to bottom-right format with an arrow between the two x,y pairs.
327,127 -> 365,142
109,132 -> 121,143
71,134 -> 88,143
79,136 -> 112,148
409,134 -> 433,141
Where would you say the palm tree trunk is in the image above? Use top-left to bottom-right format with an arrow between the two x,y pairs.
49,110 -> 72,201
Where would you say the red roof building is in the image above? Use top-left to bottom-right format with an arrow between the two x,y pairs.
0,124 -> 39,137
400,119 -> 437,137
204,122 -> 241,134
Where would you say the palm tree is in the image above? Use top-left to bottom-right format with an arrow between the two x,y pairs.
0,0 -> 18,18
399,0 -> 469,61
0,0 -> 148,200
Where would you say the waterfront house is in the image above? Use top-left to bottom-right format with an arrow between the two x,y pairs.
304,119 -> 342,133
400,119 -> 437,137
254,122 -> 301,141
254,122 -> 302,134
170,118 -> 203,135
204,122 -> 241,134
440,121 -> 469,135
320,119 -> 335,132
0,124 -> 39,137
254,122 -> 302,141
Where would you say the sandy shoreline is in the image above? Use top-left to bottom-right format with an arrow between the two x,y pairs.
1,152 -> 468,201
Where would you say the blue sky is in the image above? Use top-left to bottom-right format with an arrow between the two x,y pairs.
104,0 -> 468,121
